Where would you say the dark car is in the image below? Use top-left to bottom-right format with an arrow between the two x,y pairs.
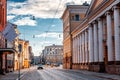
37,64 -> 43,69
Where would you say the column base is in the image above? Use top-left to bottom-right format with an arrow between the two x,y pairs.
108,61 -> 115,65
94,62 -> 99,65
99,62 -> 106,73
89,62 -> 94,65
115,61 -> 120,65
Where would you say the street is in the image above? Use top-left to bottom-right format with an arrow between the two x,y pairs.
0,66 -> 120,80
20,66 -> 120,80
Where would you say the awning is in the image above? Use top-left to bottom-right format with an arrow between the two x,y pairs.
2,22 -> 18,42
0,48 -> 17,53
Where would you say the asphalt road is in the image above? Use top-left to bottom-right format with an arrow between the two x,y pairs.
21,66 -> 119,80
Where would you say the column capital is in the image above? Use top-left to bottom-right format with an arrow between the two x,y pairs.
112,5 -> 120,10
88,23 -> 92,27
81,31 -> 85,35
105,11 -> 112,16
92,20 -> 97,24
97,17 -> 102,21
85,29 -> 88,32
73,37 -> 75,40
80,33 -> 82,37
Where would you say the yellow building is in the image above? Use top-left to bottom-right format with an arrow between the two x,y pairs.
13,25 -> 20,70
18,39 -> 30,68
62,0 -> 120,74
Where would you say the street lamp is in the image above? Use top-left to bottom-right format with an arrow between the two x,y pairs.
18,44 -> 22,80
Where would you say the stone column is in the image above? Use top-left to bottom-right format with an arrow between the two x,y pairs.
77,36 -> 79,63
78,36 -> 80,64
85,30 -> 88,63
73,37 -> 75,64
81,33 -> 84,63
87,29 -> 89,64
93,21 -> 99,63
75,37 -> 77,63
76,36 -> 78,64
78,34 -> 80,63
88,24 -> 94,64
113,6 -> 120,63
82,32 -> 85,64
106,11 -> 114,63
73,38 -> 75,63
98,18 -> 104,62
80,34 -> 82,64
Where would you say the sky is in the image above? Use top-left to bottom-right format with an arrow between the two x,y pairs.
7,0 -> 91,56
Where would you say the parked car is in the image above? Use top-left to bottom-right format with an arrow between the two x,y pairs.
37,64 -> 43,70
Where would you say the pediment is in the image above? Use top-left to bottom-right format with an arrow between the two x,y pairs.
87,0 -> 104,15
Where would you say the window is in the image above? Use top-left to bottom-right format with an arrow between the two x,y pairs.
50,48 -> 52,51
0,5 -> 2,24
75,14 -> 80,21
71,16 -> 74,20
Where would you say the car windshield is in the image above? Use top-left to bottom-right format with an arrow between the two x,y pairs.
38,64 -> 42,66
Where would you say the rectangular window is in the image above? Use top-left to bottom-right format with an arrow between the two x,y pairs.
72,16 -> 74,21
0,5 -> 2,24
2,7 -> 4,26
75,14 -> 80,21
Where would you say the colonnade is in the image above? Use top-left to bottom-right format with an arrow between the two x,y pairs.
72,5 -> 120,65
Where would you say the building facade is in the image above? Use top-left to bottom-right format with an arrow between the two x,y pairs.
0,0 -> 7,74
13,26 -> 20,70
41,44 -> 63,65
62,4 -> 88,69
0,23 -> 19,74
18,39 -> 30,68
28,46 -> 34,66
46,45 -> 63,65
40,50 -> 45,64
62,0 -> 120,74
0,0 -> 6,32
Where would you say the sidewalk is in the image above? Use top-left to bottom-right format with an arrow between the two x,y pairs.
72,69 -> 120,80
0,68 -> 30,80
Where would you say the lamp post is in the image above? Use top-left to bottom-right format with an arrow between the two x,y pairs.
18,44 -> 22,80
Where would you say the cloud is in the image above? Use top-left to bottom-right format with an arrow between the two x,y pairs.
7,0 -> 91,18
39,41 -> 52,45
35,32 -> 63,39
7,15 -> 16,20
14,17 -> 37,26
51,25 -> 56,27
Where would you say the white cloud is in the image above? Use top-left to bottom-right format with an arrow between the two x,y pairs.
14,17 -> 37,26
51,25 -> 56,27
37,41 -> 52,45
7,0 -> 91,18
7,15 -> 16,20
35,32 -> 63,39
